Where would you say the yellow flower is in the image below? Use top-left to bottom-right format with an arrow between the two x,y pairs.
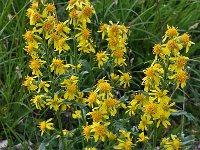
26,1 -> 38,17
86,91 -> 97,107
108,24 -> 119,37
126,100 -> 138,116
28,1 -> 38,11
110,73 -> 119,81
101,97 -> 119,116
76,27 -> 91,41
119,130 -> 131,139
56,21 -> 70,36
38,80 -> 50,93
163,25 -> 178,42
80,4 -> 95,25
169,56 -> 189,72
158,102 -> 176,115
76,27 -> 95,53
96,51 -> 109,68
156,112 -> 171,128
114,130 -> 133,150
171,135 -> 181,150
153,44 -> 163,62
107,132 -> 116,141
169,70 -> 188,89
163,135 -> 181,150
72,110 -> 82,119
37,118 -> 54,136
138,115 -> 153,131
46,94 -> 63,111
29,59 -> 46,77
24,43 -> 38,58
42,3 -> 56,18
149,87 -> 170,103
97,78 -> 112,95
67,0 -> 95,26
78,40 -> 95,53
31,95 -> 46,110
181,33 -> 193,53
133,93 -> 147,107
24,29 -> 41,48
82,122 -> 90,141
166,39 -> 182,56
144,98 -> 157,117
50,58 -> 66,75
62,75 -> 79,100
54,37 -> 70,54
99,23 -> 108,39
61,103 -> 71,111
153,44 -> 162,55
39,16 -> 55,36
62,75 -> 79,85
29,11 -> 41,25
87,108 -> 109,122
175,56 -> 189,69
161,137 -> 169,147
23,75 -> 37,91
137,132 -> 149,143
45,30 -> 60,45
143,66 -> 156,79
69,9 -> 79,26
75,91 -> 86,104
66,0 -> 79,10
142,65 -> 162,91
108,37 -> 118,50
114,139 -> 133,150
165,25 -> 178,38
119,71 -> 132,88
90,122 -> 110,142
112,49 -> 127,66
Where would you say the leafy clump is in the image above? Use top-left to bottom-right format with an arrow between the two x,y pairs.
22,0 -> 194,149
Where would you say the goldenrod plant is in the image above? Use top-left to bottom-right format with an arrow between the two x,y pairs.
22,0 -> 194,149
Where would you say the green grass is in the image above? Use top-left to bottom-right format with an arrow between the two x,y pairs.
0,0 -> 200,149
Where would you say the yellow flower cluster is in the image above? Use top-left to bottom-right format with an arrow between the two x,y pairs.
98,21 -> 128,66
161,135 -> 181,150
82,77 -> 127,143
67,0 -> 95,53
114,130 -> 133,150
23,0 -> 76,136
23,1 -> 193,149
125,25 -> 193,145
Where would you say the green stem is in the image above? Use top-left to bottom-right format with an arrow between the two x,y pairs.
170,88 -> 177,98
78,118 -> 85,148
153,123 -> 157,148
181,93 -> 185,134
162,56 -> 169,90
56,111 -> 67,149
56,111 -> 62,132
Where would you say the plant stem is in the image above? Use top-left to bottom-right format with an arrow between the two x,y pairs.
181,93 -> 185,134
56,111 -> 67,149
153,123 -> 157,149
170,88 -> 177,98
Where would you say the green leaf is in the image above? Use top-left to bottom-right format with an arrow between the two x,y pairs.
181,135 -> 195,145
171,110 -> 196,121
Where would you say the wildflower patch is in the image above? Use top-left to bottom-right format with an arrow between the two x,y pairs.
23,0 -> 194,149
